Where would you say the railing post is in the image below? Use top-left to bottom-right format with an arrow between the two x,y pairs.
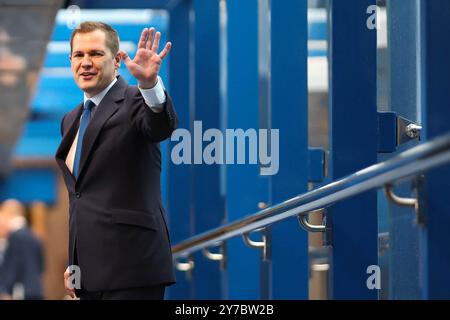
328,0 -> 378,299
270,0 -> 309,299
384,0 -> 423,299
191,0 -> 224,300
167,0 -> 194,299
420,0 -> 450,299
226,0 -> 261,299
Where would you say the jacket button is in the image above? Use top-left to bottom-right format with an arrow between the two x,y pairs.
75,192 -> 81,199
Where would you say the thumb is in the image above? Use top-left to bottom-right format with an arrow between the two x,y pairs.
118,50 -> 132,66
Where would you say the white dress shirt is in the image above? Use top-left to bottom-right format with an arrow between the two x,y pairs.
65,76 -> 166,174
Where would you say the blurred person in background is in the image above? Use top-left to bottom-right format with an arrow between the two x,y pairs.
0,212 -> 8,267
0,199 -> 44,300
55,22 -> 177,300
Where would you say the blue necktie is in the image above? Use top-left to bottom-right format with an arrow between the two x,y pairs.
73,99 -> 95,178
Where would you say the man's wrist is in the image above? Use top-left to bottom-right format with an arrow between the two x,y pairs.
139,75 -> 166,107
138,78 -> 158,89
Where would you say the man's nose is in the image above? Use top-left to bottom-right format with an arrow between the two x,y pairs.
81,55 -> 93,68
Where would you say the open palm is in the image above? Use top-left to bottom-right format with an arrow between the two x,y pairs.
119,27 -> 172,88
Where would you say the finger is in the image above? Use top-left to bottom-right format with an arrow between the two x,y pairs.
159,42 -> 172,59
65,276 -> 76,293
152,31 -> 161,53
138,28 -> 148,49
65,283 -> 73,292
146,27 -> 155,50
67,289 -> 75,298
119,50 -> 140,76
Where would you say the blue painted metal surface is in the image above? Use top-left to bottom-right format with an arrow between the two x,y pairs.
376,112 -> 397,153
308,148 -> 326,183
191,0 -> 224,299
420,0 -> 450,299
226,0 -> 261,299
270,0 -> 309,299
385,0 -> 422,299
328,0 -> 378,299
165,1 -> 193,300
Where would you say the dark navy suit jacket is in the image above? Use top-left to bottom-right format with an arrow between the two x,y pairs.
55,76 -> 178,292
0,227 -> 44,299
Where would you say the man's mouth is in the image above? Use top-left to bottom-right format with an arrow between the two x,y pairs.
80,72 -> 97,80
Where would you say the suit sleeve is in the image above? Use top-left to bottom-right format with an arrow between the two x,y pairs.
131,89 -> 179,142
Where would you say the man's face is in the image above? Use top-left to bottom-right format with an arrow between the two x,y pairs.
70,29 -> 120,97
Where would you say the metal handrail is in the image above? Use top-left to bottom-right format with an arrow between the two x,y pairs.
172,133 -> 450,259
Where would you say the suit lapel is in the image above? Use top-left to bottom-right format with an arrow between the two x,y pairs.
55,102 -> 83,178
76,77 -> 127,181
56,103 -> 83,158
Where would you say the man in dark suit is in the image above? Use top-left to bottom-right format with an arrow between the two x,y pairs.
0,199 -> 44,300
55,22 -> 177,300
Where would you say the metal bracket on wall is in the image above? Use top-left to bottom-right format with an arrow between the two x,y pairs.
202,242 -> 226,271
297,208 -> 326,233
384,175 -> 426,225
242,228 -> 270,261
175,256 -> 195,280
384,183 -> 417,207
377,112 -> 422,153
398,115 -> 422,145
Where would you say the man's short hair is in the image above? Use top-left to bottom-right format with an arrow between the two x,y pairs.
70,21 -> 119,56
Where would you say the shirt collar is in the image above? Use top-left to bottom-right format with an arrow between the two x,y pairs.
84,77 -> 117,106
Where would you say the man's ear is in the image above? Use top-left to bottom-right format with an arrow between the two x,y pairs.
114,52 -> 121,70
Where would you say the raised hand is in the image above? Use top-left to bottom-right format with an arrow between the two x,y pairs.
119,27 -> 172,89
